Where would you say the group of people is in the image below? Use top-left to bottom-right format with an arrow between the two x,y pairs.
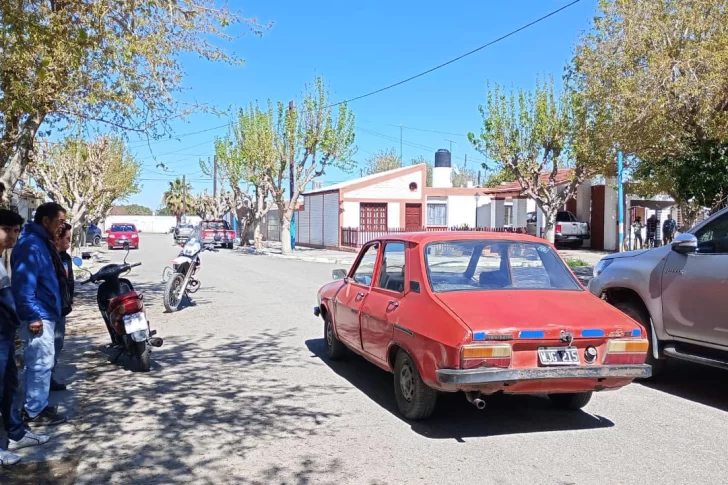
0,195 -> 74,466
631,213 -> 678,250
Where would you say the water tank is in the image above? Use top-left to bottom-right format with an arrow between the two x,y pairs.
434,149 -> 451,168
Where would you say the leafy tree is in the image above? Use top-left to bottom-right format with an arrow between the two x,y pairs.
113,204 -> 153,216
156,206 -> 173,216
364,149 -> 402,175
572,0 -> 728,215
193,189 -> 232,220
468,79 -> 607,242
451,163 -> 479,188
273,77 -> 356,254
409,156 -> 432,186
483,168 -> 515,187
30,137 -> 141,230
0,0 -> 269,198
162,178 -> 193,224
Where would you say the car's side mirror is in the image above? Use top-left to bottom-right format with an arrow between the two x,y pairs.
332,269 -> 347,280
671,233 -> 697,254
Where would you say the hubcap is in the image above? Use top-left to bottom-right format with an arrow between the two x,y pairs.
399,362 -> 415,402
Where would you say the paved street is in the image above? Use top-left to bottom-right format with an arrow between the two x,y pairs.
7,234 -> 728,484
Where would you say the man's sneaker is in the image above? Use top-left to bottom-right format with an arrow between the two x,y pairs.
50,379 -> 67,391
8,431 -> 50,451
22,406 -> 67,426
0,450 -> 21,467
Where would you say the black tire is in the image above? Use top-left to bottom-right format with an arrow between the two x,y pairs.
393,351 -> 437,420
613,299 -> 666,377
569,240 -> 583,249
227,243 -> 234,249
134,341 -> 151,372
93,235 -> 101,247
324,314 -> 346,360
163,273 -> 185,313
548,391 -> 592,410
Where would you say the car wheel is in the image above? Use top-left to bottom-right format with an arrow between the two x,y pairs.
393,351 -> 437,420
93,235 -> 101,247
548,391 -> 592,410
324,314 -> 346,360
613,299 -> 666,377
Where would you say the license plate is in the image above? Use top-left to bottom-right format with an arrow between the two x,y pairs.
123,312 -> 147,334
538,346 -> 580,365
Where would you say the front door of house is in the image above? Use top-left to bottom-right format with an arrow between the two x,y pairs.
405,204 -> 422,231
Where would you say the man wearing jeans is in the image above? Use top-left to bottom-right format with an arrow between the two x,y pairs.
0,209 -> 50,466
11,202 -> 69,426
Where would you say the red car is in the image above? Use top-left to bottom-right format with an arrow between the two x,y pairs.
314,232 -> 651,420
200,220 -> 235,249
107,223 -> 140,250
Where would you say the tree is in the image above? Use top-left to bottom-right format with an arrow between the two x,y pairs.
212,102 -> 277,249
273,77 -> 356,254
30,136 -> 141,231
112,204 -> 154,216
0,0 -> 269,199
364,149 -> 402,175
193,189 -> 232,220
409,156 -> 433,186
468,80 -> 606,242
162,178 -> 193,224
572,0 -> 728,215
483,168 -> 515,187
451,163 -> 479,188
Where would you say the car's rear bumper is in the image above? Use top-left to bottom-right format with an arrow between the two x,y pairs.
555,234 -> 590,242
201,237 -> 233,244
436,364 -> 651,386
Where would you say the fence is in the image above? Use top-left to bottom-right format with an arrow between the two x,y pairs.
340,226 -> 528,248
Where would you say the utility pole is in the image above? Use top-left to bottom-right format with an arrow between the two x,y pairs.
618,151 -> 624,252
182,174 -> 187,220
288,100 -> 296,250
464,154 -> 468,168
399,124 -> 403,161
212,155 -> 218,198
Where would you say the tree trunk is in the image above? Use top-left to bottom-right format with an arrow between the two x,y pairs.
0,113 -> 45,199
280,218 -> 292,254
543,209 -> 557,244
253,217 -> 262,249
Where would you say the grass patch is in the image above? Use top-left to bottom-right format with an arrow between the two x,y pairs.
565,258 -> 589,268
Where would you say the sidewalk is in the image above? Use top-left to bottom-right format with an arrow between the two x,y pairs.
237,242 -> 356,265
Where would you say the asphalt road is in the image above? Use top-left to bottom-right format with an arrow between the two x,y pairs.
7,234 -> 728,484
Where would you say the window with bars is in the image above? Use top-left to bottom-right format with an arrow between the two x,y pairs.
427,203 -> 447,226
360,203 -> 388,231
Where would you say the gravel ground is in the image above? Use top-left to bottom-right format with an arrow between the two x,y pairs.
5,234 -> 727,484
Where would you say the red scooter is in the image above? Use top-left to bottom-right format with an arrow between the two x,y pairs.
75,243 -> 163,372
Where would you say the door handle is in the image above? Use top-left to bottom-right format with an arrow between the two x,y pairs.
355,292 -> 365,302
386,301 -> 399,313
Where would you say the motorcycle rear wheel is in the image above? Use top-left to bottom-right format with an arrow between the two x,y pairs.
163,273 -> 185,313
134,341 -> 151,372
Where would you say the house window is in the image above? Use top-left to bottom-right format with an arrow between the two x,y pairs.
427,203 -> 447,226
504,205 -> 514,227
360,203 -> 387,231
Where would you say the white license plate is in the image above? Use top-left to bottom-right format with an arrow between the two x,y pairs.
123,312 -> 147,334
538,347 -> 580,365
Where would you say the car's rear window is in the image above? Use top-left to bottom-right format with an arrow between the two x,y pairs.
424,240 -> 580,292
110,224 -> 136,232
203,221 -> 228,230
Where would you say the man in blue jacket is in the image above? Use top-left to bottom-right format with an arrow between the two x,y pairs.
11,202 -> 69,426
1,209 -> 50,466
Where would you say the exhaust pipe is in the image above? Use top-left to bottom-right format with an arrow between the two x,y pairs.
465,392 -> 486,410
148,337 -> 164,347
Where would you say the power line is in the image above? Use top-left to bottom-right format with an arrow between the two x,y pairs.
359,119 -> 468,137
127,122 -> 230,149
328,0 -> 582,108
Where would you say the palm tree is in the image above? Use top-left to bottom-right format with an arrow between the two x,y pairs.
162,178 -> 192,224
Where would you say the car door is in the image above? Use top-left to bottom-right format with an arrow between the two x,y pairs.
360,241 -> 407,364
661,210 -> 728,346
333,242 -> 381,350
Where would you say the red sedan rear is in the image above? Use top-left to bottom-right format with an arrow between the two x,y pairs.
107,223 -> 140,250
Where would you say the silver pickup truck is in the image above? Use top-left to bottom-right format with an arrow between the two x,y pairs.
588,206 -> 728,376
526,210 -> 590,248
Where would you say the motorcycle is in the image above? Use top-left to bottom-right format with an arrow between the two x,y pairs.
74,242 -> 163,372
162,234 -> 217,313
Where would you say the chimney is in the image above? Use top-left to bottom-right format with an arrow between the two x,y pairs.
433,149 -> 452,188
466,181 -> 474,188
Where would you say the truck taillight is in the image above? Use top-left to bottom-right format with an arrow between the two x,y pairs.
461,344 -> 512,369
603,339 -> 649,365
556,224 -> 562,233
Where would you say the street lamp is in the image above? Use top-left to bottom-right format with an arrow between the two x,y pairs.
474,192 -> 480,230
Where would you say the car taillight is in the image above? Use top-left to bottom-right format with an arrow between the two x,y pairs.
603,339 -> 649,365
556,224 -> 562,233
461,344 -> 512,369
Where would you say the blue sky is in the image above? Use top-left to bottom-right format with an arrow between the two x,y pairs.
128,0 -> 599,209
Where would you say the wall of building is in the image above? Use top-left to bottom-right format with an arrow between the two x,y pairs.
102,215 -> 198,233
343,172 -> 423,201
387,202 -> 401,228
323,193 -> 339,247
342,201 -> 359,227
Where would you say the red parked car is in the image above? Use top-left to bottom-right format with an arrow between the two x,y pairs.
107,223 -> 140,250
314,232 -> 651,420
200,220 -> 235,249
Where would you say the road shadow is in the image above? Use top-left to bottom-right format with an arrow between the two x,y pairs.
33,329 -> 346,484
640,360 -> 728,412
305,338 -> 613,441
570,265 -> 593,286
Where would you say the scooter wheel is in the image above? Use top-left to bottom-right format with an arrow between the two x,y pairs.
134,341 -> 151,372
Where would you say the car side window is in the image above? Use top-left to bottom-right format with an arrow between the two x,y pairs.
695,212 -> 728,254
376,242 -> 406,293
351,243 -> 380,286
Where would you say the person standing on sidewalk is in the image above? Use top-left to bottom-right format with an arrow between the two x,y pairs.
662,214 -> 677,245
51,223 -> 73,392
11,202 -> 69,426
0,210 -> 50,466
